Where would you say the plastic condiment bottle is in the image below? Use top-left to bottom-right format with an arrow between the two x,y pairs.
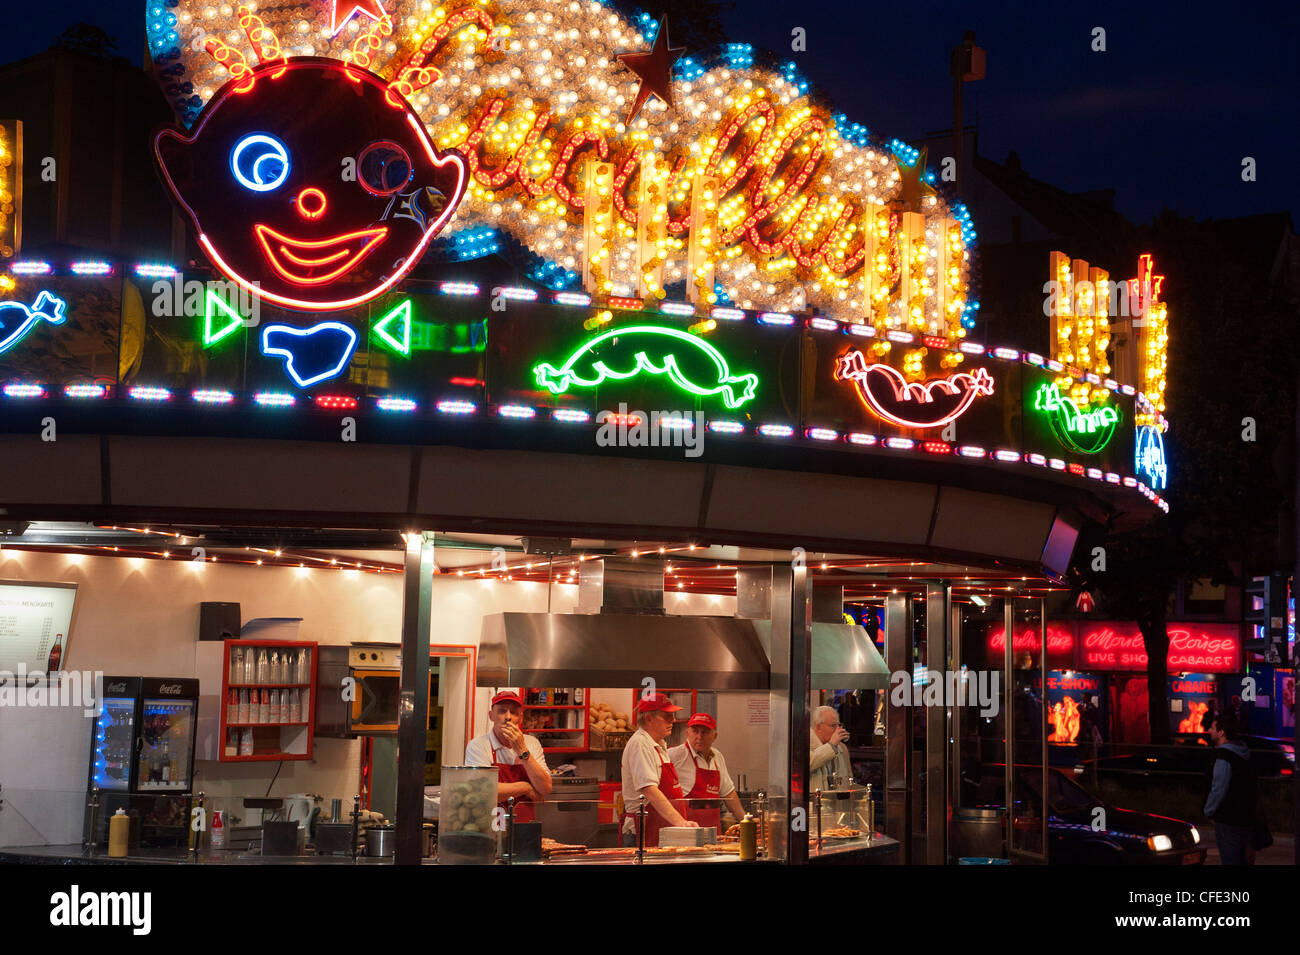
739,813 -> 757,861
108,808 -> 129,857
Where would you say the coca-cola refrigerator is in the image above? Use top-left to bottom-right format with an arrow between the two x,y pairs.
84,677 -> 200,847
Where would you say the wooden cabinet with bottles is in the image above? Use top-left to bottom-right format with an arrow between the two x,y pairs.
218,639 -> 318,762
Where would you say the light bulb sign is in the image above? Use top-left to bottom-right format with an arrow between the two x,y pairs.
153,58 -> 467,312
146,0 -> 976,333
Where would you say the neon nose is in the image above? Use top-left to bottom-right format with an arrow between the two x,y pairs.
296,187 -> 327,220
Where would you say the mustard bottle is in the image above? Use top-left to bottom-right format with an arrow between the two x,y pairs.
108,808 -> 129,858
739,813 -> 757,861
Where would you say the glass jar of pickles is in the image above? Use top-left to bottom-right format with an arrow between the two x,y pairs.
437,766 -> 499,864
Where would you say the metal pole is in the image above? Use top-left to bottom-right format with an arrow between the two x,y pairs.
884,593 -> 912,862
952,76 -> 962,193
1003,597 -> 1014,858
1040,599 -> 1049,862
772,562 -> 811,864
394,532 -> 434,865
925,583 -> 948,864
949,602 -> 964,828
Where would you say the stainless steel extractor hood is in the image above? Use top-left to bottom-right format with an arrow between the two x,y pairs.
478,558 -> 770,689
739,568 -> 892,690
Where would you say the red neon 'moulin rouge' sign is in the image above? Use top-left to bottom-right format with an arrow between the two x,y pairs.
1077,622 -> 1241,673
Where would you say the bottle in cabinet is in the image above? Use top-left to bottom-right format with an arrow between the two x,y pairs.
229,648 -> 242,684
227,690 -> 238,725
237,689 -> 250,724
239,727 -> 254,756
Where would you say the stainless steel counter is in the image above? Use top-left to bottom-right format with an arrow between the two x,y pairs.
0,844 -> 391,865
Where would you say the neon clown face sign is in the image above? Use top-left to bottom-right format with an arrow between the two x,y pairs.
154,58 -> 467,311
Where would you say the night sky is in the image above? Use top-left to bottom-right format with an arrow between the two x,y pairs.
3,0 -> 1296,226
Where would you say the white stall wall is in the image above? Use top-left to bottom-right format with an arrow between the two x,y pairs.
715,691 -> 770,791
0,549 -> 763,830
0,548 -> 403,812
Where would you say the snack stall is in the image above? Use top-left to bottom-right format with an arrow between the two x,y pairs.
0,0 -> 1171,868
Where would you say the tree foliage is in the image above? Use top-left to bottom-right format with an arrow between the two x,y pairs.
50,23 -> 120,60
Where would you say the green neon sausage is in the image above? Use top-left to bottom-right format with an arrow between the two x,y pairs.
533,324 -> 759,409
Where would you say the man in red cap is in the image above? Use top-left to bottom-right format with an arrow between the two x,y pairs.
465,690 -> 552,817
621,692 -> 697,845
668,713 -> 746,831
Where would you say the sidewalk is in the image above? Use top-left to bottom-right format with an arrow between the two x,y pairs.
1203,833 -> 1294,865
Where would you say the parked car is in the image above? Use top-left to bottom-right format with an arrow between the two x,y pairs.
964,765 -> 1205,864
1084,734 -> 1294,778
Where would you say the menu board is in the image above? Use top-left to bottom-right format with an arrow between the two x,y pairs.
0,580 -> 78,673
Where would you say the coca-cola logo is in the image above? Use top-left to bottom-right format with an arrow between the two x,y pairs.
106,682 -> 127,693
158,683 -> 183,694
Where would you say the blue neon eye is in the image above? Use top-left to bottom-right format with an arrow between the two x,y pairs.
231,133 -> 291,192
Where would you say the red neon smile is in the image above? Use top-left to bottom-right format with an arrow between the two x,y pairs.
253,224 -> 389,285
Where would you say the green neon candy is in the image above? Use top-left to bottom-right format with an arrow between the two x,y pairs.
532,324 -> 759,409
1034,382 -> 1119,455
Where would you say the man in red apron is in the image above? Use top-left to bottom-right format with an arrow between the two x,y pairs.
464,690 -> 552,823
620,693 -> 696,846
668,713 -> 747,832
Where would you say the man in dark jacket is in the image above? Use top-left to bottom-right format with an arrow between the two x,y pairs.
1203,711 -> 1257,865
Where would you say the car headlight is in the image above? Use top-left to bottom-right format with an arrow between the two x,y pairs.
1147,834 -> 1173,852
1190,826 -> 1200,845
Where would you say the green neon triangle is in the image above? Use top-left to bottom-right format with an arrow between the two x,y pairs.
203,287 -> 244,347
373,299 -> 412,356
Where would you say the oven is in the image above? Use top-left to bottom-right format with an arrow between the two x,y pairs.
315,644 -> 402,737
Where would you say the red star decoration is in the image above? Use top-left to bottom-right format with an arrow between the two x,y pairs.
329,0 -> 387,36
616,18 -> 685,125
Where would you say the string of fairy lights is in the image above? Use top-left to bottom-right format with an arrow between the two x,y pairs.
0,527 -> 1062,601
163,0 -> 975,353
